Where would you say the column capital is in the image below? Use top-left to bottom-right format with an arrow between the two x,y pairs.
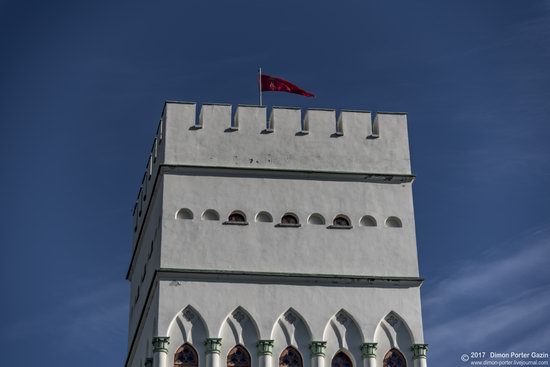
152,336 -> 170,354
309,341 -> 327,357
205,338 -> 223,354
360,343 -> 378,359
411,344 -> 428,359
257,340 -> 275,356
144,357 -> 153,367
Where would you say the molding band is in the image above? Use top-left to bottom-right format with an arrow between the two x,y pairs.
161,164 -> 415,185
159,268 -> 424,289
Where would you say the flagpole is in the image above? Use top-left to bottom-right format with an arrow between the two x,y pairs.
258,67 -> 263,106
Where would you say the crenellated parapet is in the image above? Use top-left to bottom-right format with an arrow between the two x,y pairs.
161,101 -> 411,175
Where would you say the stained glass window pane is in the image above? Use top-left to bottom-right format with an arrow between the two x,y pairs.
229,213 -> 246,223
331,352 -> 352,367
333,216 -> 350,226
383,349 -> 406,367
227,345 -> 251,367
281,215 -> 298,224
174,344 -> 198,367
279,347 -> 303,367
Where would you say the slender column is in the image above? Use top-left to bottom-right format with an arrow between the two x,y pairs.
411,344 -> 428,367
257,340 -> 274,367
152,336 -> 170,367
205,338 -> 223,367
360,343 -> 377,367
309,341 -> 327,367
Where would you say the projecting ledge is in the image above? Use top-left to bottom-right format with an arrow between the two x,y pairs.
157,268 -> 424,288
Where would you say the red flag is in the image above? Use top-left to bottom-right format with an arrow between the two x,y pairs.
260,74 -> 314,97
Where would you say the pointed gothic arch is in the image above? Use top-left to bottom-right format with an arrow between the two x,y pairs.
373,311 -> 414,346
331,351 -> 353,367
383,348 -> 406,367
270,308 -> 313,353
279,346 -> 303,367
174,343 -> 199,367
373,311 -> 413,367
323,309 -> 362,367
166,305 -> 208,361
227,345 -> 251,367
219,306 -> 260,364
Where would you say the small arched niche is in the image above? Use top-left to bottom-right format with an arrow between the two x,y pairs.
385,216 -> 402,228
224,210 -> 248,225
359,215 -> 377,227
176,208 -> 193,220
308,213 -> 325,225
201,209 -> 220,221
255,211 -> 273,223
277,212 -> 301,227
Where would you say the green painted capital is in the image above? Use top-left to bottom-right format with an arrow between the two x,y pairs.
204,338 -> 222,354
360,343 -> 378,359
309,341 -> 327,357
144,357 -> 153,367
411,344 -> 428,359
257,340 -> 275,356
152,336 -> 170,354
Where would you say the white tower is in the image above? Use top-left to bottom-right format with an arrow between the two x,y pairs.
125,102 -> 427,367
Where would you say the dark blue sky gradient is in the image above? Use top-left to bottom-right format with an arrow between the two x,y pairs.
1,1 -> 549,365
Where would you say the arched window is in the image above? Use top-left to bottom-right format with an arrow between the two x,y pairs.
281,213 -> 298,224
279,346 -> 303,367
224,211 -> 248,225
227,345 -> 251,367
174,343 -> 198,367
328,215 -> 352,229
383,348 -> 406,367
229,212 -> 246,222
333,215 -> 350,227
331,351 -> 352,367
277,213 -> 300,227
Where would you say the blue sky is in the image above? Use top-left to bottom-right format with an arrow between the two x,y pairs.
1,0 -> 549,365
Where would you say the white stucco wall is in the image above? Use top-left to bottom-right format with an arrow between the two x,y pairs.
161,174 -> 418,277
